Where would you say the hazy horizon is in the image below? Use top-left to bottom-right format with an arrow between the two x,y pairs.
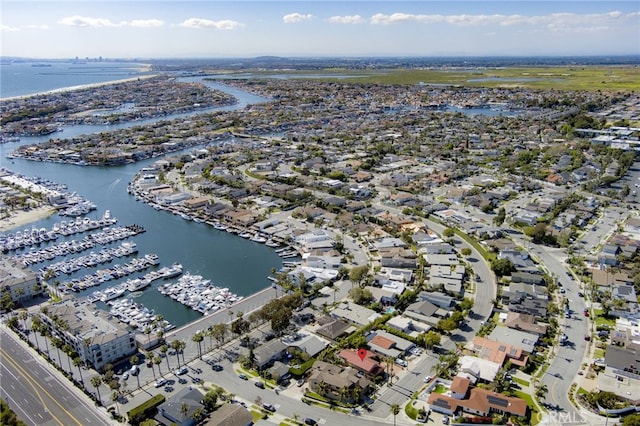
2,1 -> 638,59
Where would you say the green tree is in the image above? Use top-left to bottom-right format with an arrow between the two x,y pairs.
390,403 -> 400,426
493,207 -> 506,226
349,265 -> 369,288
91,375 -> 103,405
423,330 -> 442,350
491,258 -> 516,277
192,331 -> 204,359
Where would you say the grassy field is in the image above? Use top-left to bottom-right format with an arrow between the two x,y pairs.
280,66 -> 640,91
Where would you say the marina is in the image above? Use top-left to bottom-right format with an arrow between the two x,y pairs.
86,262 -> 183,303
107,297 -> 175,331
58,253 -> 160,293
158,272 -> 243,315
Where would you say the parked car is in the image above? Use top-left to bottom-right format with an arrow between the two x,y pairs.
296,379 -> 305,387
239,373 -> 248,380
395,358 -> 408,367
174,366 -> 188,376
130,365 -> 139,376
262,403 -> 276,412
122,372 -> 129,380
442,416 -> 450,424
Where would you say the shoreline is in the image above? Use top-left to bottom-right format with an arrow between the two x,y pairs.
0,73 -> 158,102
0,206 -> 57,232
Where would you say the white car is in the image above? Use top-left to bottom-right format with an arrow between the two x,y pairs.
395,358 -> 408,367
154,378 -> 167,388
423,375 -> 432,383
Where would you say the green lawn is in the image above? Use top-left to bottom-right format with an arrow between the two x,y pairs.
512,377 -> 530,388
593,310 -> 616,328
514,390 -> 540,426
433,384 -> 447,394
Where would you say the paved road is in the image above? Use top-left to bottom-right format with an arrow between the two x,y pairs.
0,327 -> 112,426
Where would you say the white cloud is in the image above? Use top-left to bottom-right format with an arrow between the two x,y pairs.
130,19 -> 164,28
283,13 -> 314,24
58,16 -> 121,27
179,18 -> 244,30
369,11 -> 639,32
1,24 -> 21,32
328,15 -> 364,25
57,16 -> 165,28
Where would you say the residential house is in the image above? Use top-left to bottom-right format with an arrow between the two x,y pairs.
314,317 -> 353,341
156,388 -> 204,426
308,360 -> 371,402
428,386 -> 527,418
337,349 -> 384,377
503,312 -> 548,336
253,339 -> 288,370
471,336 -> 528,367
204,403 -> 253,426
488,328 -> 538,355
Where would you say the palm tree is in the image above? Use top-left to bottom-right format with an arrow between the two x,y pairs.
72,356 -> 84,386
171,339 -> 182,367
535,383 -> 549,402
192,332 -> 204,359
153,356 -> 162,376
30,315 -> 42,353
91,375 -> 103,404
130,355 -> 140,388
180,402 -> 189,420
178,340 -> 187,364
51,336 -> 64,369
351,385 -> 362,404
62,344 -> 75,373
338,386 -> 350,403
160,344 -> 170,370
385,355 -> 395,385
111,391 -> 120,415
18,309 -> 28,332
390,403 -> 400,426
316,380 -> 328,397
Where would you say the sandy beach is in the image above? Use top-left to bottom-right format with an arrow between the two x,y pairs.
0,206 -> 57,232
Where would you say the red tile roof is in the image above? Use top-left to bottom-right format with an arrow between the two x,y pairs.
338,349 -> 383,374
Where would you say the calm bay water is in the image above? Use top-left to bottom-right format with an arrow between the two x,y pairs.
0,61 -> 154,99
0,73 -> 282,328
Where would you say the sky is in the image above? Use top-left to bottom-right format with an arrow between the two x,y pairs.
1,1 -> 639,59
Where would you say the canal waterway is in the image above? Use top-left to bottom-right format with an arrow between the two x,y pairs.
0,79 -> 282,328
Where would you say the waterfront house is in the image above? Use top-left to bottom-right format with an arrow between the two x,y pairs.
0,257 -> 43,309
38,298 -> 136,371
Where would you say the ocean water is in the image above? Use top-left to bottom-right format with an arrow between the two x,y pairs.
0,60 -> 153,99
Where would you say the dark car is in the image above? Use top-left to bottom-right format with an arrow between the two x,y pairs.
211,364 -> 223,371
255,381 -> 265,389
304,418 -> 317,425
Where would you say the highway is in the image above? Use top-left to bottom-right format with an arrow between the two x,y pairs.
0,327 -> 112,426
